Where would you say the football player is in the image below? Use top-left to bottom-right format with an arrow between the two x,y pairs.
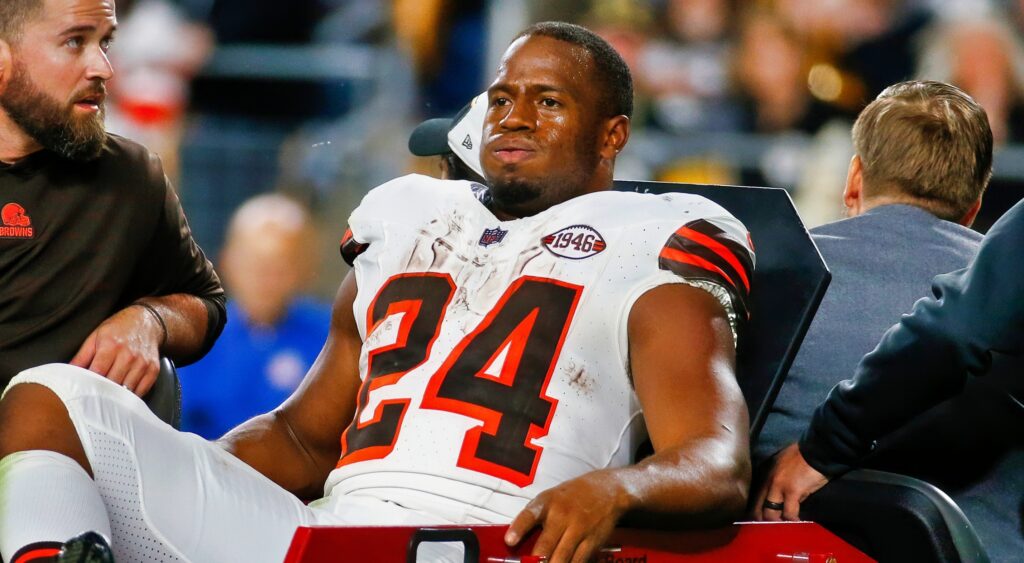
0,21 -> 754,563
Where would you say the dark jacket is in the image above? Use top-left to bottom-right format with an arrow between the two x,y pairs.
801,199 -> 1024,474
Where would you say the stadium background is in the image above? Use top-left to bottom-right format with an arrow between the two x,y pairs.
104,0 -> 1024,300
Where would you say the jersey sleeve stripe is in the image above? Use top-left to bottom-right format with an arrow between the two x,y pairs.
683,219 -> 754,266
663,233 -> 750,300
659,246 -> 741,292
340,227 -> 370,266
12,542 -> 62,563
674,226 -> 752,291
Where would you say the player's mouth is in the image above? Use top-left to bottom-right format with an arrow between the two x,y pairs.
73,93 -> 105,112
490,141 -> 536,164
494,149 -> 535,164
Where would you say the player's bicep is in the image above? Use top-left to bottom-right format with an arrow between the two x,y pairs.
627,283 -> 748,452
279,272 -> 363,467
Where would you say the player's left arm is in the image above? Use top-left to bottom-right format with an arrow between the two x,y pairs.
506,283 -> 749,562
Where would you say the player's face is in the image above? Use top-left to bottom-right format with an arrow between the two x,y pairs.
0,0 -> 116,161
482,35 -> 607,218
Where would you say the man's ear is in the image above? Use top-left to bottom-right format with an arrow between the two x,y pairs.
958,197 -> 983,227
0,39 -> 12,95
599,115 -> 631,161
842,154 -> 864,216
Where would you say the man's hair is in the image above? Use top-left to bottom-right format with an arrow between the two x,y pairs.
442,152 -> 486,183
516,21 -> 633,119
851,80 -> 993,221
0,0 -> 42,43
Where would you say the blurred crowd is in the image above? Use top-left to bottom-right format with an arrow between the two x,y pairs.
96,0 -> 1024,434
577,0 -> 1024,228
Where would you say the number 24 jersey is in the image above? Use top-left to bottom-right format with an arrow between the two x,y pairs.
324,175 -> 754,522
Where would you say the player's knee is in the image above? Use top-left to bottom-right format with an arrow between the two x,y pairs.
0,381 -> 92,477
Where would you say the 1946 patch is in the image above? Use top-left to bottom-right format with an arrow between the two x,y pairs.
542,225 -> 606,259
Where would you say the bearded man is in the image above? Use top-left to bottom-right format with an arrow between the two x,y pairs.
0,0 -> 225,396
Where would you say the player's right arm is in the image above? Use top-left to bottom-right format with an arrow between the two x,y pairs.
506,202 -> 755,562
218,272 -> 363,500
506,283 -> 750,562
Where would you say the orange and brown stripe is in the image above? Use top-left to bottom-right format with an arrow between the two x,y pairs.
659,218 -> 754,318
12,541 -> 62,563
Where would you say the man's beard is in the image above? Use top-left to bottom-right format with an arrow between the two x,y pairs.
488,136 -> 601,217
0,60 -> 107,162
489,176 -> 542,210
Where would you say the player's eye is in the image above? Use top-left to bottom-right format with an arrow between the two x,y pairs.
65,36 -> 84,49
540,98 -> 561,108
492,97 -> 511,107
100,35 -> 115,51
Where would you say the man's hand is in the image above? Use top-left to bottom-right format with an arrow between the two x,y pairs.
70,305 -> 164,396
505,469 -> 629,563
753,443 -> 830,521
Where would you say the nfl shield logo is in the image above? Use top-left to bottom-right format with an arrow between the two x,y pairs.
479,227 -> 508,247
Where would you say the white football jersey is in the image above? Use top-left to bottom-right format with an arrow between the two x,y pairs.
323,174 -> 754,523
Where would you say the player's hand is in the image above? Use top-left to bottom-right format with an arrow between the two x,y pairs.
505,469 -> 629,563
70,305 -> 163,397
753,443 -> 829,522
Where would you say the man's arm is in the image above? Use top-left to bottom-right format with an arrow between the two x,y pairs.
757,200 -> 1024,521
70,173 -> 227,396
69,293 -> 215,397
506,283 -> 750,562
137,174 -> 227,365
218,273 -> 363,499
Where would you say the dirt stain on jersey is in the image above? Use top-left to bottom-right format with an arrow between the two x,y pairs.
407,213 -> 490,273
363,316 -> 397,350
429,237 -> 457,269
407,230 -> 475,272
406,219 -> 450,270
448,286 -> 471,316
512,245 -> 559,281
564,361 -> 594,394
446,211 -> 465,234
513,246 -> 545,276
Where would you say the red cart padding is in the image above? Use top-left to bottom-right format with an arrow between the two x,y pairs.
285,522 -> 873,562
